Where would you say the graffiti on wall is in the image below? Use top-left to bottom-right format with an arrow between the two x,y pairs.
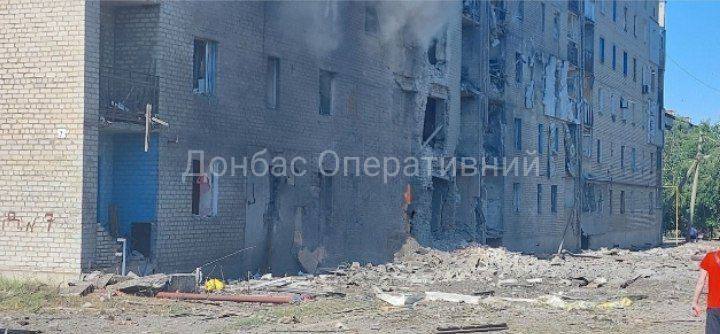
2,211 -> 61,233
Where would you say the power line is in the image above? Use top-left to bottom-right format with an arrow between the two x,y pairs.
667,56 -> 720,95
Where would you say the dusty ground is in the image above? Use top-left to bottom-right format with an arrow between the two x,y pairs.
0,240 -> 715,334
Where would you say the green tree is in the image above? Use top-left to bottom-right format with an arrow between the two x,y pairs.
663,121 -> 720,236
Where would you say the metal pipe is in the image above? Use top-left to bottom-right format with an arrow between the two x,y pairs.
155,291 -> 311,304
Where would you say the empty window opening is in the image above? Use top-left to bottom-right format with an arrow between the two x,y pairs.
430,177 -> 450,237
514,118 -> 522,151
365,5 -> 379,34
620,190 -> 626,214
428,39 -> 438,65
632,57 -> 637,82
537,184 -> 542,214
609,189 -> 614,214
193,39 -> 217,95
551,185 -> 558,213
423,97 -> 446,147
622,51 -> 628,76
319,171 -> 333,227
599,37 -> 605,63
513,183 -> 521,213
620,145 -> 625,169
191,159 -> 201,215
319,70 -> 334,115
541,3 -> 546,31
266,56 -> 280,108
515,52 -> 524,83
612,44 -> 617,70
537,123 -> 545,154
596,139 -> 601,163
517,1 -> 524,20
552,11 -> 560,39
631,147 -> 637,172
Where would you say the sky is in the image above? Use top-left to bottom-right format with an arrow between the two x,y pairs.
664,0 -> 720,124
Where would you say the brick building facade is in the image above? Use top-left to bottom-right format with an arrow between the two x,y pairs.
0,0 -> 665,279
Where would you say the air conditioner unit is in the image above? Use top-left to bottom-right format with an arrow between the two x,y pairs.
642,84 -> 650,94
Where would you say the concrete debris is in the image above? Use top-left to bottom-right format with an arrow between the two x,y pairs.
59,281 -> 94,297
424,291 -> 483,305
107,273 -> 169,296
376,291 -> 424,307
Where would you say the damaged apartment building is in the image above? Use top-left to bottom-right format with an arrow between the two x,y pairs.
0,0 -> 665,279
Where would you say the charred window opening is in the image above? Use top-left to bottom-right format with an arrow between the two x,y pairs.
364,6 -> 379,34
319,70 -> 334,115
428,39 -> 438,65
422,97 -> 446,148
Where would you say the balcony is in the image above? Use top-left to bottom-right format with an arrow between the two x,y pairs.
100,67 -> 159,125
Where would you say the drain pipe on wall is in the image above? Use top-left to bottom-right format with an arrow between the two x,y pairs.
116,238 -> 127,276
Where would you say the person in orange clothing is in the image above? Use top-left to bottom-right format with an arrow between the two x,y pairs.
693,250 -> 720,333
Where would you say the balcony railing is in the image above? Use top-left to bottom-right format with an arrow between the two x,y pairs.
100,67 -> 159,125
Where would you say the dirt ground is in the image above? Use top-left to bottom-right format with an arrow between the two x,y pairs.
0,240 -> 715,334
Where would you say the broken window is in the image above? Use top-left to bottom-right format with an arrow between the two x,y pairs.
266,56 -> 280,109
552,11 -> 560,40
541,3 -> 546,32
364,5 -> 379,34
513,183 -> 521,213
514,117 -> 522,151
648,192 -> 653,214
609,189 -> 613,214
551,125 -> 559,153
537,123 -> 545,155
190,159 -> 219,218
427,31 -> 447,67
620,145 -> 625,169
550,185 -> 558,213
597,189 -> 604,213
319,70 -> 334,115
537,184 -> 542,214
651,68 -> 657,92
633,14 -> 637,36
423,97 -> 446,147
612,0 -> 617,22
599,37 -> 605,64
596,139 -> 601,163
517,0 -> 524,21
191,159 -> 201,215
632,57 -> 637,82
631,147 -> 637,172
319,172 -> 333,227
622,51 -> 628,77
620,190 -> 626,214
515,52 -> 523,84
623,6 -> 628,31
611,44 -> 617,70
567,13 -> 577,40
193,39 -> 217,95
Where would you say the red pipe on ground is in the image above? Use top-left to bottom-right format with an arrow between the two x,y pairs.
155,291 -> 309,304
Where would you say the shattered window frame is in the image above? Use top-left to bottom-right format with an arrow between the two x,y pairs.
319,69 -> 335,116
550,185 -> 558,214
192,38 -> 218,95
